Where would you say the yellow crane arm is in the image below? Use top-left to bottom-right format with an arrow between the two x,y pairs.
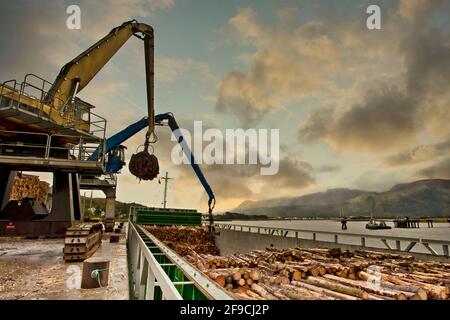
46,20 -> 155,137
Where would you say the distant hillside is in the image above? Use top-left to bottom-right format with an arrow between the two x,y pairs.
234,179 -> 450,218
236,188 -> 368,211
80,196 -> 146,218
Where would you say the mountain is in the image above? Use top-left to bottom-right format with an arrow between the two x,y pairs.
233,179 -> 450,218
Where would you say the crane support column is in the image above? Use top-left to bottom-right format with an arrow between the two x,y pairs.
50,172 -> 81,223
0,170 -> 15,211
104,187 -> 116,232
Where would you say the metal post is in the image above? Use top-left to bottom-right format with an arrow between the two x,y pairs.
160,171 -> 173,209
361,237 -> 366,247
145,267 -> 156,300
443,245 -> 449,257
334,234 -> 338,243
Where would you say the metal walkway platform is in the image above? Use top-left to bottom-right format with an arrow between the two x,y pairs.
0,154 -> 104,174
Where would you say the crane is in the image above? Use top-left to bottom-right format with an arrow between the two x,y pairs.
0,20 -> 159,180
46,19 -> 160,181
88,113 -> 216,228
0,20 -> 168,258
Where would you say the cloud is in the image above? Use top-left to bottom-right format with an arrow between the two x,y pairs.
329,86 -> 417,152
398,0 -> 445,23
276,6 -> 299,22
216,8 -> 340,125
314,164 -> 341,173
173,155 -> 315,206
384,139 -> 450,167
0,0 -> 175,79
263,158 -> 315,189
298,1 -> 450,153
299,107 -> 334,143
414,157 -> 450,179
157,56 -> 217,84
300,86 -> 418,152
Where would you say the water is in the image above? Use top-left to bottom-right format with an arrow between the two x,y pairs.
225,220 -> 450,255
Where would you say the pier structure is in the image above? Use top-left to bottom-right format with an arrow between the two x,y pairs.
393,219 -> 420,229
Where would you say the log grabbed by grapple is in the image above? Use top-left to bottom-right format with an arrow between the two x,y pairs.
129,150 -> 159,181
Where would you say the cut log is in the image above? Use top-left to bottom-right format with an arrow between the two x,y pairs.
251,283 -> 278,300
380,282 -> 427,300
323,274 -> 410,300
246,290 -> 267,300
305,277 -> 369,300
291,281 -> 358,300
235,293 -> 252,300
250,269 -> 261,281
258,283 -> 291,300
280,284 -> 333,300
292,270 -> 303,281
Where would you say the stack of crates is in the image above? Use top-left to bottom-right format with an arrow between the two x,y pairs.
135,207 -> 201,226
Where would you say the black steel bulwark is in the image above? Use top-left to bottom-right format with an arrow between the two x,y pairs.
0,170 -> 81,238
0,169 -> 15,211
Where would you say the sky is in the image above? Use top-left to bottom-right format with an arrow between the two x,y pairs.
0,0 -> 449,213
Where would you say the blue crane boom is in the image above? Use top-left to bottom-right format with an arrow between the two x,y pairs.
89,113 -> 216,218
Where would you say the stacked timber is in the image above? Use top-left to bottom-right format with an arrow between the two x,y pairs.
184,247 -> 450,300
9,173 -> 50,203
143,225 -> 219,256
145,226 -> 449,300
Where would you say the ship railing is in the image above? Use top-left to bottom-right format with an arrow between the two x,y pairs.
0,129 -> 106,167
47,133 -> 106,164
1,74 -> 106,140
0,130 -> 49,157
210,222 -> 450,257
127,222 -> 232,300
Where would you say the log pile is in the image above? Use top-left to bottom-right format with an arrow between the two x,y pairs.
9,173 -> 49,203
143,225 -> 219,256
184,247 -> 450,300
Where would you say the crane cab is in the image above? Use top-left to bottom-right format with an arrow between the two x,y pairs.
106,145 -> 127,173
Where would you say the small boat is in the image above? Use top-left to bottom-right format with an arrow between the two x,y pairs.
366,219 -> 391,230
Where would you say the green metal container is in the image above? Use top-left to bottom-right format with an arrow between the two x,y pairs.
136,207 -> 201,226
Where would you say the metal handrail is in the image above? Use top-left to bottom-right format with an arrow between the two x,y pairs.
128,222 -> 232,300
212,222 -> 450,244
48,133 -> 105,163
128,222 -> 183,300
2,75 -> 107,140
211,222 -> 450,256
0,130 -> 105,170
136,224 -> 232,300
